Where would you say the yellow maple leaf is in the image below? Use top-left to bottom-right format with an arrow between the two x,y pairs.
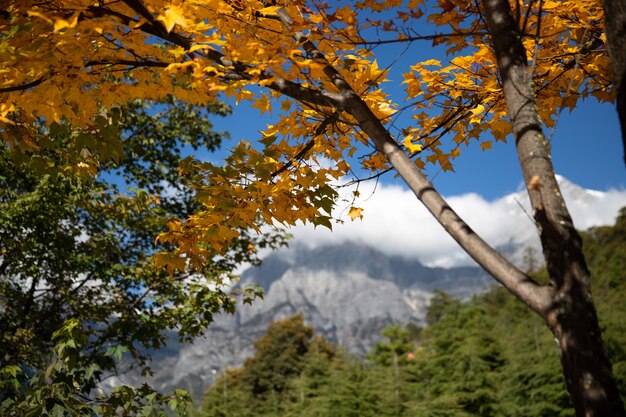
348,206 -> 364,221
469,104 -> 485,124
0,103 -> 15,125
421,59 -> 442,67
157,6 -> 187,33
154,252 -> 187,276
166,219 -> 183,232
403,135 -> 422,153
258,6 -> 281,16
489,119 -> 511,141
53,12 -> 79,32
252,93 -> 272,114
26,11 -> 53,24
407,0 -> 424,8
376,102 -> 395,118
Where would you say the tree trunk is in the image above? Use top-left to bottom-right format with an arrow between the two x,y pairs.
603,0 -> 626,165
482,0 -> 625,415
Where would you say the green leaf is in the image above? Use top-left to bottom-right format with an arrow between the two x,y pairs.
312,215 -> 333,230
0,365 -> 22,378
50,404 -> 66,417
105,345 -> 128,362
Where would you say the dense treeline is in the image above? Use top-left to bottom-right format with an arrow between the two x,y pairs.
197,209 -> 626,417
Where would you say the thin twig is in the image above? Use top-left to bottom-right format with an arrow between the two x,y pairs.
270,111 -> 340,178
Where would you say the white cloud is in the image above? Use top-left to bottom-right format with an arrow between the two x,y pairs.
285,176 -> 626,268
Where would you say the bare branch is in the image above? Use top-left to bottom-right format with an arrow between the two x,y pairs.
85,59 -> 170,68
348,30 -> 490,46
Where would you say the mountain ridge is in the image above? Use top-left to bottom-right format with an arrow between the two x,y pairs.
106,242 -> 493,401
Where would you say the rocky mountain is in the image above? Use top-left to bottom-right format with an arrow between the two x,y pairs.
108,243 -> 492,401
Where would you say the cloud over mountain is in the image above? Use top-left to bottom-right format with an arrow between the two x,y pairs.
287,176 -> 626,268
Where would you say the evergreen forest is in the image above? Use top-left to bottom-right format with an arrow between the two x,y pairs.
197,209 -> 626,417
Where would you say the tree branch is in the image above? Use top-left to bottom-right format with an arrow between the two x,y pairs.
273,4 -> 552,317
86,59 -> 170,68
0,77 -> 46,93
348,30 -> 490,46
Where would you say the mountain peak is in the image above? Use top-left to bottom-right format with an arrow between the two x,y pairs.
241,242 -> 419,291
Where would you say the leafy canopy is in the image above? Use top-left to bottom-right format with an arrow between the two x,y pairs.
0,97 -> 285,415
0,0 -> 610,271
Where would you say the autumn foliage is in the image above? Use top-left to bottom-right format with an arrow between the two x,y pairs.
0,0 -> 610,268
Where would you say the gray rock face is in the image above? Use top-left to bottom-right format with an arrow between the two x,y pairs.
240,268 -> 424,351
108,243 -> 492,402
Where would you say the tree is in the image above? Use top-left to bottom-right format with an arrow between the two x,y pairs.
581,208 -> 626,401
0,318 -> 194,416
368,325 -> 417,417
0,97 -> 283,414
425,290 -> 456,326
291,336 -> 337,417
198,315 -> 336,417
410,301 -> 509,417
369,324 -> 416,367
1,1 -> 623,415
241,314 -> 313,401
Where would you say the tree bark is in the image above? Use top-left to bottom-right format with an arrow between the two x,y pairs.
603,0 -> 626,165
483,0 -> 625,415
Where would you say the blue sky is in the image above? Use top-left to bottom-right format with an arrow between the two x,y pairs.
212,90 -> 626,269
211,93 -> 625,200
428,98 -> 626,198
